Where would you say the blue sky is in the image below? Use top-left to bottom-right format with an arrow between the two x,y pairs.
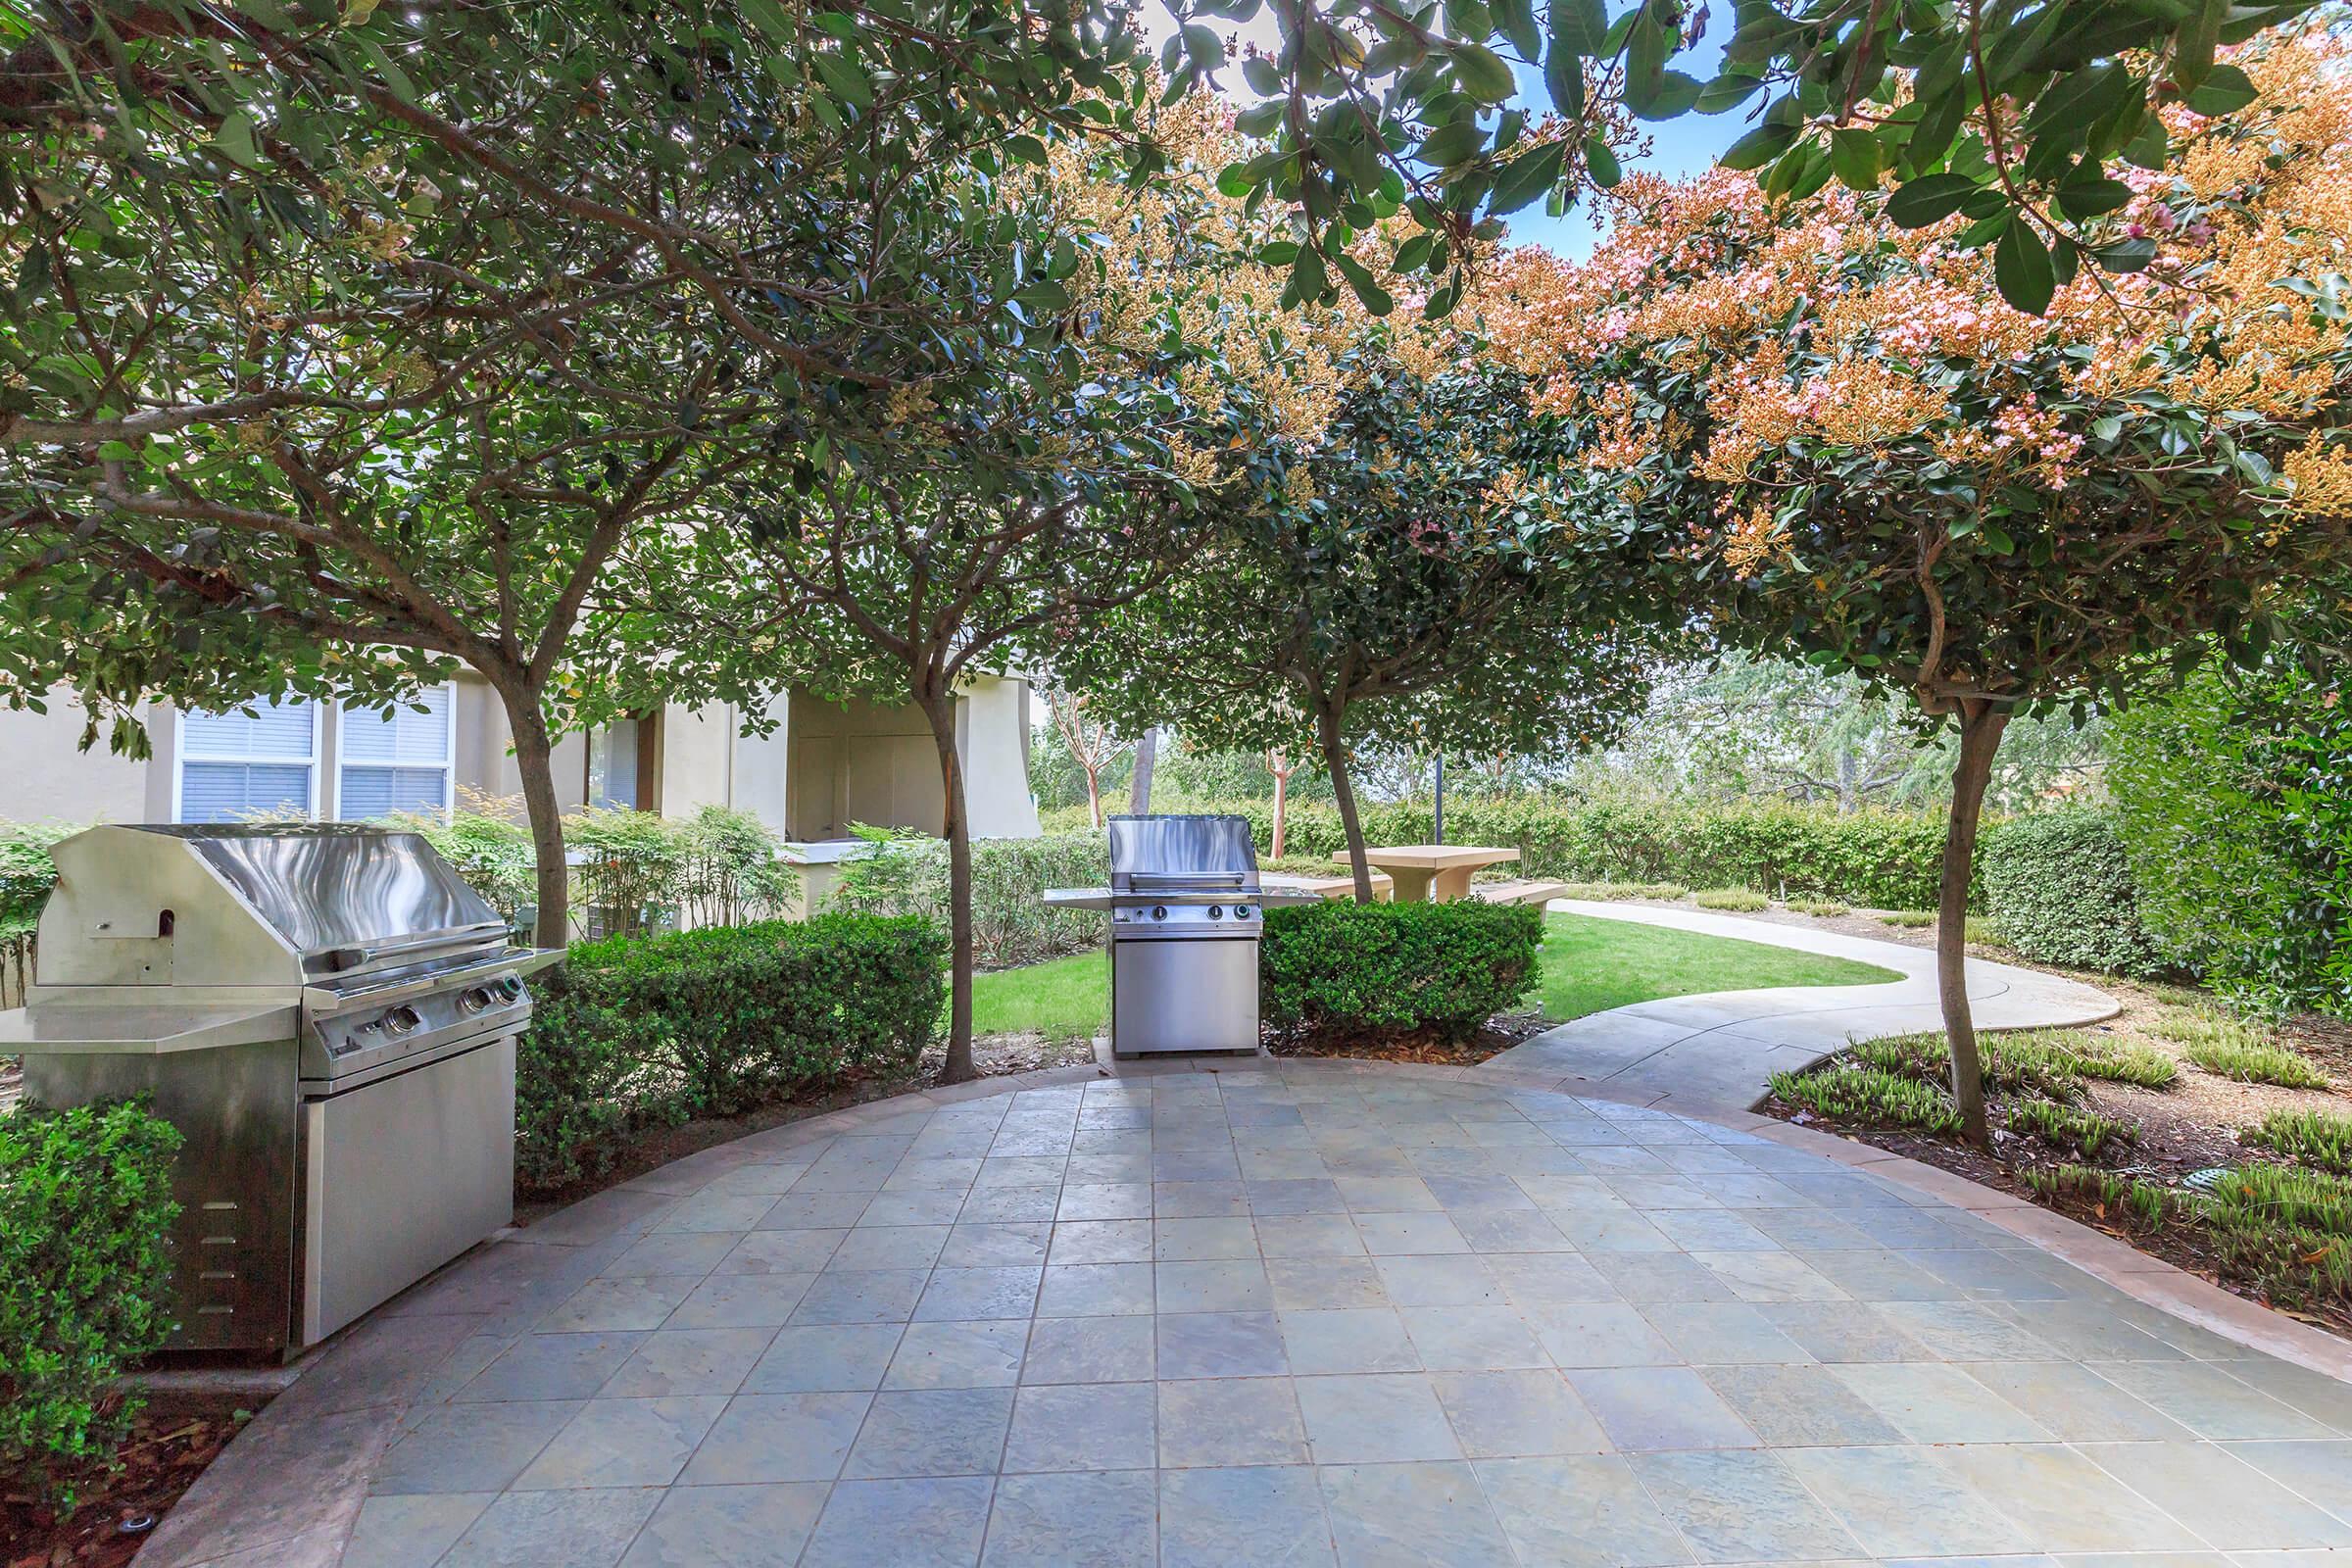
1500,20 -> 1740,258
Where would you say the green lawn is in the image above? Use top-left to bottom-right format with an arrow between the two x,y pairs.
969,913 -> 1899,1040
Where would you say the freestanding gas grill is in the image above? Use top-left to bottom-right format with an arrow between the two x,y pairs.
0,825 -> 559,1354
1045,814 -> 1317,1056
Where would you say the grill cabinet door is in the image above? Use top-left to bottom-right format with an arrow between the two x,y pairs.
1111,937 -> 1259,1054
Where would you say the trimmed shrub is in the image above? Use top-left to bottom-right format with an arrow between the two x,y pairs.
831,829 -> 1108,968
1983,808 -> 2168,978
1,1100 -> 182,1513
518,914 -> 945,1188
1157,797 -> 1972,910
1260,900 -> 1543,1045
2109,663 -> 2352,1016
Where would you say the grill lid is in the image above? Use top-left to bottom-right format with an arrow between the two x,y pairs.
124,824 -> 507,968
1106,814 -> 1260,893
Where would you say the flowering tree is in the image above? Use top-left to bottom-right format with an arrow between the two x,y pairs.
1064,357 -> 1669,900
1492,39 -> 2352,1140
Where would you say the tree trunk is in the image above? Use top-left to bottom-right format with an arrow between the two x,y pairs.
1316,701 -> 1373,903
497,682 -> 570,950
1128,726 -> 1159,814
1083,766 -> 1102,830
924,691 -> 978,1084
1937,700 -> 2010,1146
1268,750 -> 1290,860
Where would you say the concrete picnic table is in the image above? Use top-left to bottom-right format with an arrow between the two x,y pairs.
1333,843 -> 1519,902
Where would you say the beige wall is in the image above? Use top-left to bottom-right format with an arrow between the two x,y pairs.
959,674 -> 1042,839
0,691 -> 153,824
785,691 -> 943,839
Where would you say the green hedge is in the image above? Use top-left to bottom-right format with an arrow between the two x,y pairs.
1983,808 -> 2169,977
518,914 -> 944,1189
2109,664 -> 2351,1015
1,1099 -> 182,1514
832,831 -> 1109,966
1260,900 -> 1544,1045
1069,797 -> 1977,911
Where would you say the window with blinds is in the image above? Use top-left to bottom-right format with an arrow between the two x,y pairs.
339,684 -> 455,820
177,698 -> 318,822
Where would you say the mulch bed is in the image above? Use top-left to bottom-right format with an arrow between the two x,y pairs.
1264,1011 -> 1550,1068
2,1394 -> 257,1568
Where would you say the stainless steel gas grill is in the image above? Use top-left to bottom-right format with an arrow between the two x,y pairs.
1045,814 -> 1318,1056
0,825 -> 560,1354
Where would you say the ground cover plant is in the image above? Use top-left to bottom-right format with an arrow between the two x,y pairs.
1776,991 -> 2351,1328
1693,887 -> 1769,911
2156,1012 -> 2333,1091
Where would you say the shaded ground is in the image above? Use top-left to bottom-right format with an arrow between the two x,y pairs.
2,1392 -> 254,1568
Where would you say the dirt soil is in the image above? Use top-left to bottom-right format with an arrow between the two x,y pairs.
1266,1010 -> 1551,1068
1,1393 -> 258,1568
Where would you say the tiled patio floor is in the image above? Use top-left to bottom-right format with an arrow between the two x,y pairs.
340,1066 -> 2352,1568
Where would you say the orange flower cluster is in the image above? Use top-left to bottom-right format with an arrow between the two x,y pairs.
1478,37 -> 2352,547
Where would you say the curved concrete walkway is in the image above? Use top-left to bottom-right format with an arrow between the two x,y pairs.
140,1056 -> 2350,1568
1485,902 -> 2121,1115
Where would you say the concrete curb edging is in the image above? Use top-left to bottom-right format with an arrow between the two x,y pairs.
136,1051 -> 2348,1568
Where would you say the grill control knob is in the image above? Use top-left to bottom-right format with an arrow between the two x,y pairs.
1207,905 -> 1225,919
1152,906 -> 1167,920
1235,905 -> 1253,919
461,986 -> 493,1014
384,1004 -> 422,1037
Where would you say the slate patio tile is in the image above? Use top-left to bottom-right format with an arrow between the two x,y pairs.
1830,1360 -> 2053,1443
1581,1251 -> 1735,1303
1431,1369 -> 1609,1458
937,1221 -> 1051,1268
1154,1180 -> 1253,1217
840,1387 -> 1015,1478
1153,1216 -> 1260,1259
884,1319 -> 1030,1390
1020,1314 -> 1156,1385
1268,1256 -> 1391,1310
1638,1302 -> 1816,1366
1279,1309 -> 1421,1376
1158,1466 -> 1337,1568
437,1487 -> 662,1568
1249,1179 -> 1349,1215
1697,1363 -> 1905,1446
1931,1443 -> 2208,1553
453,1334 -> 644,1403
512,1396 -> 727,1491
1475,1454 -> 1694,1568
1372,1253 -> 1505,1307
2220,1440 -> 2352,1523
1155,1257 -> 1272,1313
799,1476 -> 996,1568
981,1470 -> 1155,1567
1317,1459 -> 1516,1568
674,1393 -> 871,1485
1690,1249 -> 1850,1302
373,1401 -> 581,1495
615,1482 -> 828,1568
661,1272 -> 814,1330
1876,1298 -> 2064,1360
958,1186 -> 1061,1223
1056,1183 -> 1152,1221
715,1230 -> 844,1275
1036,1262 -> 1155,1317
914,1265 -> 1042,1322
1779,1444 -> 2034,1557
2091,1360 -> 2339,1441
1525,1302 -> 1682,1368
1564,1367 -> 1758,1450
1631,1448 -> 1865,1564
826,1224 -> 951,1272
1451,1208 -> 1575,1253
1484,1251 -> 1621,1306
344,1494 -> 495,1568
1049,1219 -> 1154,1264
1001,1382 -> 1155,1472
1157,1309 -> 1290,1378
597,1327 -> 774,1397
1788,1248 -> 1964,1301
2080,1442 -> 2352,1549
1960,1360 -> 2195,1441
755,1194 -> 871,1231
1396,1304 -> 1549,1371
741,1324 -> 904,1394
1156,1377 -> 1308,1467
1353,1211 -> 1472,1255
601,1232 -> 741,1278
539,1276 -> 700,1334
787,1268 -> 930,1325
1296,1372 -> 1462,1463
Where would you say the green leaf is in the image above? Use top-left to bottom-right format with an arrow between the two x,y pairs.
1584,134 -> 1623,187
1453,42 -> 1520,102
1719,119 -> 1798,172
1830,128 -> 1883,190
1489,140 -> 1567,213
2173,0 -> 2227,91
1884,172 -> 1977,226
1216,161 -> 1255,198
1994,219 -> 2056,314
740,0 -> 797,44
1332,251 -> 1395,315
1234,101 -> 1284,138
2122,114 -> 2170,170
1694,72 -> 1765,114
2055,175 -> 2133,220
1004,134 -> 1049,167
212,108 -> 259,166
1547,0 -> 1609,60
1495,0 -> 1545,59
2183,62 -> 2257,114
1629,69 -> 1704,120
1419,120 -> 1487,167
